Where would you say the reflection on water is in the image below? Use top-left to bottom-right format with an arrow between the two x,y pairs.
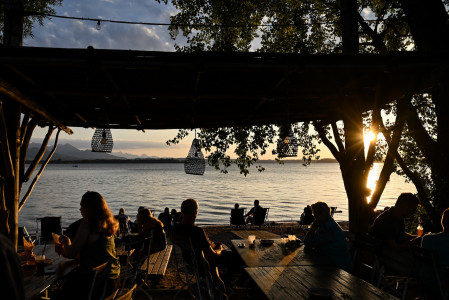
366,163 -> 381,203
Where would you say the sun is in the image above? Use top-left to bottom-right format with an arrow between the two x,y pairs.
364,130 -> 376,149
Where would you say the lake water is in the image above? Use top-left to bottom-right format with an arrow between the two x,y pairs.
19,162 -> 415,232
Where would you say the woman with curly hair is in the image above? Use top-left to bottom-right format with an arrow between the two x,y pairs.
56,191 -> 120,299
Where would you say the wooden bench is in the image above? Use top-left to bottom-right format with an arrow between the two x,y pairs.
140,245 -> 173,277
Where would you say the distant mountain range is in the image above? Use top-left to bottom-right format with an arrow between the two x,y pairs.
25,143 -> 337,163
25,143 -> 167,162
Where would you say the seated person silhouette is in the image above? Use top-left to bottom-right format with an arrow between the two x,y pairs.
245,200 -> 263,224
174,199 -> 233,274
419,208 -> 449,295
158,207 -> 173,231
137,208 -> 167,254
300,205 -> 314,226
115,208 -> 130,235
171,208 -> 182,225
369,193 -> 419,274
230,203 -> 246,228
304,201 -> 351,271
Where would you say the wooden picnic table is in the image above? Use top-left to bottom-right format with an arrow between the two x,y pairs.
22,244 -> 78,299
231,239 -> 330,267
231,230 -> 280,240
246,266 -> 399,300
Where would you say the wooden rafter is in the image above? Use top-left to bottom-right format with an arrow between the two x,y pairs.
0,80 -> 73,134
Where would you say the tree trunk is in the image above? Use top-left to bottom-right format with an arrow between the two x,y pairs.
342,106 -> 369,234
399,0 -> 449,52
3,101 -> 21,249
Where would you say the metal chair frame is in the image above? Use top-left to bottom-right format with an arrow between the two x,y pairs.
230,208 -> 246,229
253,207 -> 270,228
87,260 -> 110,300
119,231 -> 154,299
409,244 -> 448,300
172,233 -> 226,300
35,216 -> 62,244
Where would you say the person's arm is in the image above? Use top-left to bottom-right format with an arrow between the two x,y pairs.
245,207 -> 254,217
59,220 -> 90,259
304,222 -> 333,248
198,228 -> 222,262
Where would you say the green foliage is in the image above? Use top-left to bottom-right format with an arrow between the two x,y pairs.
0,0 -> 62,42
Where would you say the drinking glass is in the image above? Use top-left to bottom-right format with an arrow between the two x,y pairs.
35,254 -> 46,275
248,235 -> 256,248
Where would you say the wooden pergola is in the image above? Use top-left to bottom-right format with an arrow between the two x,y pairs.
1,46 -> 448,247
0,46 -> 446,131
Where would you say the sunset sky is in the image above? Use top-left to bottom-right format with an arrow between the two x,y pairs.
23,0 -> 369,159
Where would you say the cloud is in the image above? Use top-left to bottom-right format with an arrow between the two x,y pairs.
24,0 -> 179,51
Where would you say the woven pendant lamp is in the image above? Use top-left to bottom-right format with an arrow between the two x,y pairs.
184,133 -> 205,175
276,124 -> 298,158
91,128 -> 113,152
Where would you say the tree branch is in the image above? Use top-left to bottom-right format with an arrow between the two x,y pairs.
314,122 -> 342,163
19,117 -> 39,188
403,96 -> 437,163
369,118 -> 404,209
23,125 -> 54,183
0,102 -> 14,178
331,122 -> 345,153
19,128 -> 60,211
364,108 -> 382,177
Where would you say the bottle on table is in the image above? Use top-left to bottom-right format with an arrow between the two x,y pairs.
417,217 -> 423,237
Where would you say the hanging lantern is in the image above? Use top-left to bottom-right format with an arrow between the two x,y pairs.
184,138 -> 205,175
276,124 -> 298,158
91,128 -> 113,152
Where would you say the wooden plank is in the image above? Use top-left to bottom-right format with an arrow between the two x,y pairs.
231,239 -> 329,267
246,266 -> 399,300
156,245 -> 172,276
140,245 -> 172,277
231,230 -> 280,240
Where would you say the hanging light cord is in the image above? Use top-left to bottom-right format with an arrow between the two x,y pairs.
24,10 -> 386,28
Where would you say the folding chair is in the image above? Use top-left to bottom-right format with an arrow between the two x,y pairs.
172,232 -> 227,300
253,208 -> 270,228
88,261 -> 110,300
36,216 -> 62,244
410,244 -> 448,300
119,231 -> 153,299
230,208 -> 246,229
350,233 -> 383,283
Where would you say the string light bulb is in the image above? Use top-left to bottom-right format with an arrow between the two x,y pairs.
96,20 -> 101,30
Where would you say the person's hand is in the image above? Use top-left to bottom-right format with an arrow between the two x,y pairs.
59,235 -> 71,246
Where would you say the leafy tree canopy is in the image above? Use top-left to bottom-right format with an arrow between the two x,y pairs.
0,0 -> 62,42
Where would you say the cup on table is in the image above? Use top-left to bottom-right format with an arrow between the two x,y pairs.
248,235 -> 256,248
35,254 -> 46,275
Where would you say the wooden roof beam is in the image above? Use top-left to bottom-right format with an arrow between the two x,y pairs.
6,64 -> 89,126
0,79 -> 73,134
